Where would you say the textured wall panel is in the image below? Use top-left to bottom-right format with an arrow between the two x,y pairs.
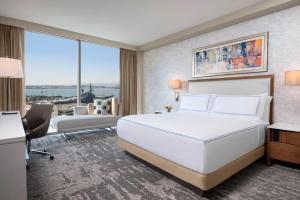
143,5 -> 300,123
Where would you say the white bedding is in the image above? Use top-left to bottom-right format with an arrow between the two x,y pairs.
117,111 -> 267,174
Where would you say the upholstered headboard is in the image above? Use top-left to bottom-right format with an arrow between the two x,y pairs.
188,75 -> 274,96
188,75 -> 274,122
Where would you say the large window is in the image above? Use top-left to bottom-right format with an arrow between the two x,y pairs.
25,31 -> 120,116
81,42 -> 120,104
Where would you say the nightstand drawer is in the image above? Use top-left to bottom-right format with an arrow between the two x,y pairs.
279,131 -> 300,146
270,142 -> 300,164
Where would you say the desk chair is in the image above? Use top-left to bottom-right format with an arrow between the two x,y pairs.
22,103 -> 54,160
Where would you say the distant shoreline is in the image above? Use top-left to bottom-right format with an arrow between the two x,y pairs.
26,84 -> 120,89
26,85 -> 120,98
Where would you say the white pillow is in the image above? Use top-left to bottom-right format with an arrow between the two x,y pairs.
180,94 -> 211,112
254,93 -> 273,121
260,95 -> 273,122
212,95 -> 260,116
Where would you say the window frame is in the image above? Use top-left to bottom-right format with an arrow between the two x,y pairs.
24,31 -> 120,111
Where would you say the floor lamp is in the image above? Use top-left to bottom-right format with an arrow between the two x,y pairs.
0,57 -> 24,115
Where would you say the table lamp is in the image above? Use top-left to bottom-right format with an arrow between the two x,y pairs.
168,80 -> 182,101
0,57 -> 24,114
285,70 -> 300,85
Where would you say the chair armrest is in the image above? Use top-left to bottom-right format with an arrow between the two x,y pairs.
22,118 -> 29,130
27,121 -> 50,139
73,106 -> 88,115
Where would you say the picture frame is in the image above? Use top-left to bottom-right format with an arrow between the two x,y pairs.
192,32 -> 268,78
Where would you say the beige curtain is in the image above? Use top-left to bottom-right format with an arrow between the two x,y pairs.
0,24 -> 25,114
120,48 -> 137,116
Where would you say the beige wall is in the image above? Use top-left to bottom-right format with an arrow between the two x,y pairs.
143,5 -> 300,124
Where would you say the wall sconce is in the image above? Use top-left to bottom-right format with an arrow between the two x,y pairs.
285,70 -> 300,85
168,80 -> 182,101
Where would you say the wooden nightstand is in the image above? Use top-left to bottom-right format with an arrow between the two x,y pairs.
267,123 -> 300,165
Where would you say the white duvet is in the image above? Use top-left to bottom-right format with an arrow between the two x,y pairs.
119,111 -> 267,142
117,111 -> 268,173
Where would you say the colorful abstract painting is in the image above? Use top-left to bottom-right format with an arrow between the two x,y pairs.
193,33 -> 268,77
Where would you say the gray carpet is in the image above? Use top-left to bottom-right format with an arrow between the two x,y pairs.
27,130 -> 300,200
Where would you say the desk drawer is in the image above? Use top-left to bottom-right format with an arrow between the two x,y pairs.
270,141 -> 300,164
280,131 -> 300,146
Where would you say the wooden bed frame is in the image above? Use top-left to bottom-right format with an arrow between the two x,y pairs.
118,139 -> 264,191
118,75 -> 274,194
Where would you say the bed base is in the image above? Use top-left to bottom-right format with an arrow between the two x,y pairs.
118,138 -> 264,191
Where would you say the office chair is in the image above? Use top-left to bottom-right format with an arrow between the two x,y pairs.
22,103 -> 54,160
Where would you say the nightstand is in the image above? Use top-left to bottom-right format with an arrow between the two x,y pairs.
267,123 -> 300,165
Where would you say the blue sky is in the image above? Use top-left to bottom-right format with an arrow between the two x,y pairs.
25,31 -> 120,85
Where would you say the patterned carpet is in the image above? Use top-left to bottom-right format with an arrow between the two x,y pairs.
27,130 -> 300,200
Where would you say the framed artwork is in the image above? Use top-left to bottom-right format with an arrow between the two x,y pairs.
192,32 -> 268,78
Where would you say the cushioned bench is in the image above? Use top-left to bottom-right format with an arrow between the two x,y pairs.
50,98 -> 122,135
51,114 -> 121,133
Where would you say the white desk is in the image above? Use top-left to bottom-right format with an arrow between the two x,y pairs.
0,111 -> 27,200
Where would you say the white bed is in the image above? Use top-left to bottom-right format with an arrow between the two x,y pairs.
118,111 -> 267,174
117,75 -> 274,192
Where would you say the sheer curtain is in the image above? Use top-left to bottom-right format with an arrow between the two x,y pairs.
120,48 -> 137,115
0,24 -> 25,114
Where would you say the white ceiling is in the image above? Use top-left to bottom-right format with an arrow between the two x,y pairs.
0,0 -> 266,46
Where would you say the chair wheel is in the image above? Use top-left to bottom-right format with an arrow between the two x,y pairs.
50,155 -> 54,160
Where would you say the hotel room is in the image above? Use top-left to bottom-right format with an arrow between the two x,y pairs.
0,0 -> 300,199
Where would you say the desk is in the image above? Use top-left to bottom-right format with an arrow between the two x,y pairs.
0,111 -> 27,200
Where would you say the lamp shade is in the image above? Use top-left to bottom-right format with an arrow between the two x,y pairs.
0,57 -> 23,78
285,70 -> 300,85
168,80 -> 182,89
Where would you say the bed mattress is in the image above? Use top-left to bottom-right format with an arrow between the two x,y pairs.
117,111 -> 267,174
